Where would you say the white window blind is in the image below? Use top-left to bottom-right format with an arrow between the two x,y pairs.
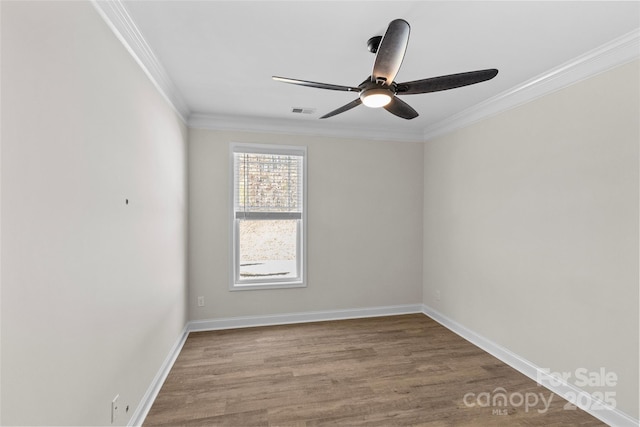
234,150 -> 304,220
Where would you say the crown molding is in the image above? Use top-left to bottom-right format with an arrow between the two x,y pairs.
423,28 -> 640,141
91,0 -> 190,122
92,0 -> 637,143
188,113 -> 425,143
190,28 -> 639,143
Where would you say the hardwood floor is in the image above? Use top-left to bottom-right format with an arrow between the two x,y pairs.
144,314 -> 604,426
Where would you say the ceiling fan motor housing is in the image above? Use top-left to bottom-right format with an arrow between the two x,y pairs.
367,36 -> 383,53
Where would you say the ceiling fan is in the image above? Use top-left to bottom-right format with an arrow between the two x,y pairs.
273,19 -> 498,120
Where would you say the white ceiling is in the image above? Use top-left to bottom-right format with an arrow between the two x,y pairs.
118,1 -> 639,139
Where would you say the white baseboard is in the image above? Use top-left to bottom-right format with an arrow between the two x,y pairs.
127,324 -> 189,427
130,304 -> 420,425
131,305 -> 637,427
421,304 -> 639,427
187,304 -> 423,332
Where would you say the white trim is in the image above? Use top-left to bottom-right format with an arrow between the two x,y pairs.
424,28 -> 640,141
130,304 -> 420,424
190,113 -> 425,143
187,304 -> 423,332
189,29 -> 639,142
421,304 -> 639,427
131,306 -> 638,426
91,0 -> 637,142
91,0 -> 190,122
127,325 -> 189,427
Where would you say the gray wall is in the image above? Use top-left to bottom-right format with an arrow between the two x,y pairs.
1,2 -> 188,425
1,0 -> 637,424
188,129 -> 424,319
423,60 -> 639,419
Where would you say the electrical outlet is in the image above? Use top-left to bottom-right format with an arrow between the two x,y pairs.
435,290 -> 441,302
111,394 -> 119,424
197,296 -> 205,307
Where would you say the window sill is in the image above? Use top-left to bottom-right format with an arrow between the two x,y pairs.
230,281 -> 307,291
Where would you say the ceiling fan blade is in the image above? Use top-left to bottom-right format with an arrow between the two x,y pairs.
320,98 -> 363,119
272,76 -> 360,92
384,97 -> 419,120
372,19 -> 410,85
396,69 -> 499,95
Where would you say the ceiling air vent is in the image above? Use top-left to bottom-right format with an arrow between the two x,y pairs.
291,107 -> 315,114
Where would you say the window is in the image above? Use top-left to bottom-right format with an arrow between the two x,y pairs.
230,143 -> 306,290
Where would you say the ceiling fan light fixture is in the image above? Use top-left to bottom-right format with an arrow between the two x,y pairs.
273,19 -> 498,120
360,88 -> 392,108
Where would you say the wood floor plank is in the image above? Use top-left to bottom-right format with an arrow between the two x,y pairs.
144,314 -> 604,426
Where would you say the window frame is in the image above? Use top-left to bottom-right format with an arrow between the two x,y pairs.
229,142 -> 307,291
